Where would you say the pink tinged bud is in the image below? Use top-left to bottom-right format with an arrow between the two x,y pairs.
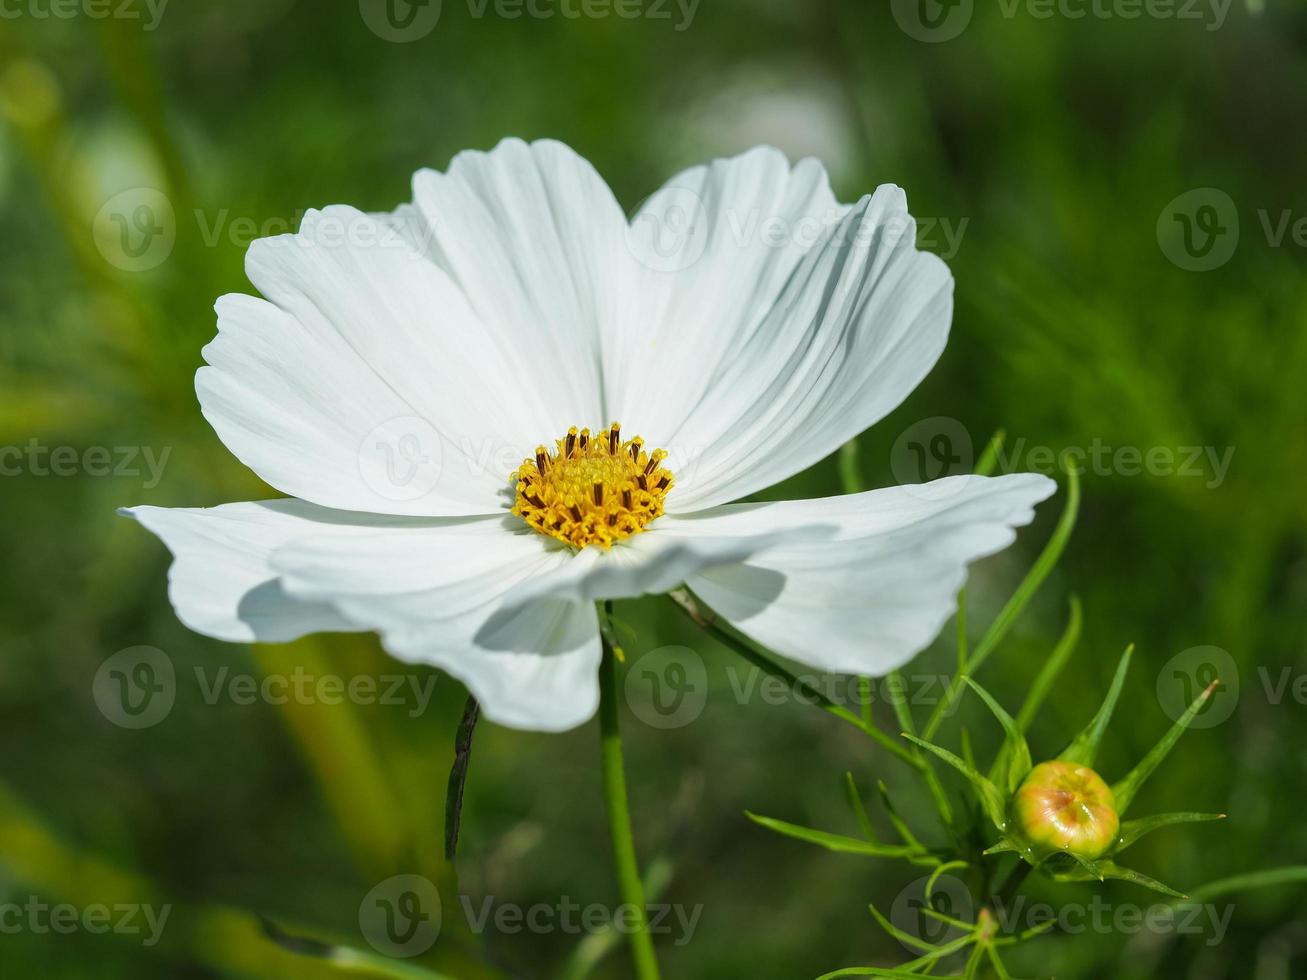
1012,761 -> 1120,860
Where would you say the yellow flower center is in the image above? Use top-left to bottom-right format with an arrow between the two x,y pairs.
511,423 -> 674,549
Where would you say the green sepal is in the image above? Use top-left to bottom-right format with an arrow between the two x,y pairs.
1113,812 -> 1226,853
983,837 -> 1020,856
1050,858 -> 1187,899
966,678 -> 1033,794
1057,644 -> 1132,767
1111,678 -> 1220,816
901,733 -> 1007,832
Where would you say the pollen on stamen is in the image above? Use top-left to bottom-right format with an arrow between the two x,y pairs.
511,422 -> 674,550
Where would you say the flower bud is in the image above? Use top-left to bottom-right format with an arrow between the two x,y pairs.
1012,761 -> 1119,860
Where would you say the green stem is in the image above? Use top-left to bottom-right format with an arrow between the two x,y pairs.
991,861 -> 1032,910
885,670 -> 955,831
598,608 -> 662,980
667,592 -> 922,770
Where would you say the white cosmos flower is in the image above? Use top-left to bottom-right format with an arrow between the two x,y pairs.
123,138 -> 1055,732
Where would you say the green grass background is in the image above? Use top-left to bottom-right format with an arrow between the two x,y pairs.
1,1 -> 1304,976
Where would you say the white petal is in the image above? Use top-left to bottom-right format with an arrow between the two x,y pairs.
685,474 -> 1057,675
122,500 -> 365,643
610,146 -> 847,461
505,516 -> 832,608
200,207 -> 542,517
616,150 -> 951,512
269,516 -> 601,732
410,137 -> 633,432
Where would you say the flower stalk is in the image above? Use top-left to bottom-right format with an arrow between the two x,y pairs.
597,605 -> 662,980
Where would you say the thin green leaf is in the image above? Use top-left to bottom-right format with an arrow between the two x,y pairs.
949,431 -> 1003,695
1015,596 -> 1083,732
877,780 -> 929,852
1051,859 -> 1186,899
1185,866 -> 1307,903
1111,679 -> 1219,816
927,861 -> 969,901
900,930 -> 982,970
967,678 -> 1033,794
818,961 -> 968,980
814,970 -> 932,979
857,676 -> 874,727
745,813 -> 917,859
992,916 -> 1058,945
886,669 -> 918,736
985,945 -> 1014,980
867,903 -> 951,955
885,669 -> 956,831
901,734 -> 1007,832
920,904 -> 975,932
844,773 -> 878,843
1058,645 -> 1133,766
960,726 -> 977,773
1114,812 -> 1226,853
965,459 -> 1080,678
982,838 -> 1019,856
1099,862 -> 1188,899
838,437 -> 865,494
975,430 -> 1006,477
924,463 -> 1080,739
962,941 -> 986,979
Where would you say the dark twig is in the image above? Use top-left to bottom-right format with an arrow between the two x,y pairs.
444,695 -> 481,860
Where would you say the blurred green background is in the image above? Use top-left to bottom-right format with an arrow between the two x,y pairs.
1,0 -> 1305,977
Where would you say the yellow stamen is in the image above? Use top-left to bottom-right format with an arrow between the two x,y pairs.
511,422 -> 674,549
